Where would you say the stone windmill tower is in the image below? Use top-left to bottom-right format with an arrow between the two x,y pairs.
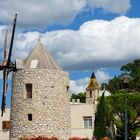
0,15 -> 70,140
9,40 -> 70,140
86,72 -> 99,104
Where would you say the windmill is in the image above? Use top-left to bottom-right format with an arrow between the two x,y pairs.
0,14 -> 17,116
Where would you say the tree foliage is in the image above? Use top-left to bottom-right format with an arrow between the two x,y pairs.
106,93 -> 140,140
106,76 -> 123,93
106,59 -> 140,93
70,92 -> 86,103
94,93 -> 108,140
120,59 -> 140,91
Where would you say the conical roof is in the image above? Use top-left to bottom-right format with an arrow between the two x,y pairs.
90,72 -> 95,79
86,72 -> 99,90
23,41 -> 61,70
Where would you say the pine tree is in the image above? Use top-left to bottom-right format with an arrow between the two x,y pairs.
94,92 -> 108,140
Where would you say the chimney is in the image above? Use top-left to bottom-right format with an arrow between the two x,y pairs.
72,99 -> 75,103
77,98 -> 80,104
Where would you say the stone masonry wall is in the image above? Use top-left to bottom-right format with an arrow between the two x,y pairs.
10,69 -> 70,140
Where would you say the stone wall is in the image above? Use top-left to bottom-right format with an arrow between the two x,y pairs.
10,69 -> 70,140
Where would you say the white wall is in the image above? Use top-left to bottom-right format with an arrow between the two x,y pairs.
0,108 -> 10,140
70,103 -> 96,139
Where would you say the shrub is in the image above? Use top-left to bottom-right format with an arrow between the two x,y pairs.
82,138 -> 89,140
20,136 -> 59,140
69,137 -> 81,140
69,137 -> 89,140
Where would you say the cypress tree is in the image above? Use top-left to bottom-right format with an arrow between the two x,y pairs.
94,92 -> 108,140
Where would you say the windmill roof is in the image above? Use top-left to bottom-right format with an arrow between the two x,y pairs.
23,41 -> 61,70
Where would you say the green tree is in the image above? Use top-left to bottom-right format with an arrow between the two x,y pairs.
121,59 -> 140,91
106,93 -> 140,140
107,76 -> 123,93
94,92 -> 108,140
70,93 -> 86,103
106,59 -> 140,93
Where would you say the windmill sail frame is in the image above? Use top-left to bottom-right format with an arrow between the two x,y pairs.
0,14 -> 17,116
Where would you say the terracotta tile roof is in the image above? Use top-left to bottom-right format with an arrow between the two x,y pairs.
86,72 -> 99,90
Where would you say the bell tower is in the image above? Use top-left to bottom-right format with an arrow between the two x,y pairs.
86,72 -> 99,104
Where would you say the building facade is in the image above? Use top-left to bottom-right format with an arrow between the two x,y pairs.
70,72 -> 100,139
1,69 -> 140,139
0,108 -> 10,140
71,102 -> 95,138
0,72 -> 99,140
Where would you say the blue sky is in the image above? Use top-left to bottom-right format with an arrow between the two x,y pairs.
0,0 -> 140,107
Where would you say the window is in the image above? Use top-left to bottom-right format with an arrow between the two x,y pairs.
2,121 -> 10,129
26,84 -> 32,98
28,114 -> 32,121
66,86 -> 69,91
83,116 -> 92,129
90,91 -> 92,97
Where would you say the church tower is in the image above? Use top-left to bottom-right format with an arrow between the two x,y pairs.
86,72 -> 99,104
10,41 -> 70,140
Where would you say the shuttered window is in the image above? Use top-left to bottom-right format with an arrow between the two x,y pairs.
2,121 -> 10,129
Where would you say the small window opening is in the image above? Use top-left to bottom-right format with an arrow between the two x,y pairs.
26,84 -> 32,98
90,91 -> 92,97
66,86 -> 69,91
28,114 -> 32,121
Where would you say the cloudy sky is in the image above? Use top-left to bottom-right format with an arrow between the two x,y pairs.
0,0 -> 140,106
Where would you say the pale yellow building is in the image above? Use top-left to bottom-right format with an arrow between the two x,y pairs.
70,72 -> 99,139
0,108 -> 10,140
70,101 -> 95,139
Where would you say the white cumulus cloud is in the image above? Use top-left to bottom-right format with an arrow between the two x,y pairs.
0,0 -> 131,30
95,69 -> 111,83
69,69 -> 111,94
87,0 -> 131,14
0,0 -> 85,29
70,77 -> 89,94
0,16 -> 140,71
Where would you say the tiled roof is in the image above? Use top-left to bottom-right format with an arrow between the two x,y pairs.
86,72 -> 99,90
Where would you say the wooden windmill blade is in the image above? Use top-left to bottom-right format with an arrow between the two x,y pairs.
4,30 -> 8,65
1,30 -> 8,116
1,69 -> 7,116
1,14 -> 17,116
0,29 -> 8,70
7,13 -> 17,66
